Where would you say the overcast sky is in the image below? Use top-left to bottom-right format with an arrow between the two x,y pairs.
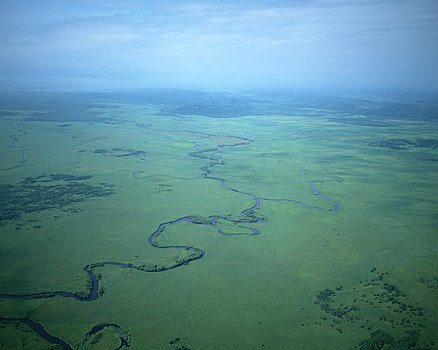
1,0 -> 437,92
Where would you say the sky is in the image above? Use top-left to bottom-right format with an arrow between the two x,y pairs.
0,0 -> 437,92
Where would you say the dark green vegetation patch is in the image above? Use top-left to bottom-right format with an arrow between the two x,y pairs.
370,138 -> 438,150
0,174 -> 115,223
312,269 -> 434,349
419,277 -> 438,289
91,147 -> 147,158
358,329 -> 421,350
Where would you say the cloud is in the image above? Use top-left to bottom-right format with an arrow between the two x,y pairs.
0,0 -> 437,90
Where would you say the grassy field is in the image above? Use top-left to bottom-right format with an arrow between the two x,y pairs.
0,90 -> 437,349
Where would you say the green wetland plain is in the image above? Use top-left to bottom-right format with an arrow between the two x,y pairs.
0,89 -> 437,349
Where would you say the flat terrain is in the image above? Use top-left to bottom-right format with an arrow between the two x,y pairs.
0,90 -> 437,349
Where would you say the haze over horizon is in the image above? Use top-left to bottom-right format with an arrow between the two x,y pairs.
1,0 -> 437,93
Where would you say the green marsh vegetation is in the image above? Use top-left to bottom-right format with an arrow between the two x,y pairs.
0,90 -> 437,349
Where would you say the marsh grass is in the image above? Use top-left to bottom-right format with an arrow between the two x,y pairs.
0,91 -> 437,349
